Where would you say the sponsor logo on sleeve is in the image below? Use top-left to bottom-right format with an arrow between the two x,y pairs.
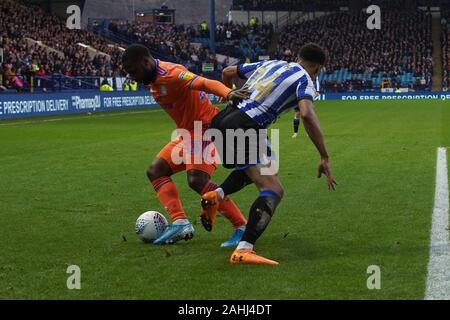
179,71 -> 194,81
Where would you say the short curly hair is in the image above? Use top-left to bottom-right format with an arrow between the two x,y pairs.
122,44 -> 151,64
298,43 -> 327,65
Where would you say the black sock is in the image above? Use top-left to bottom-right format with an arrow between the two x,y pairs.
220,169 -> 253,196
293,118 -> 300,134
241,190 -> 282,245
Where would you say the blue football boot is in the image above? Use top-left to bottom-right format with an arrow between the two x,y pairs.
220,228 -> 245,248
153,223 -> 195,245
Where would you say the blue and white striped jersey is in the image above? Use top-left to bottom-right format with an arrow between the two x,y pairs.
236,60 -> 318,127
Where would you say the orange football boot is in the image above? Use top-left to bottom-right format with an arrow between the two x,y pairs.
229,249 -> 279,265
200,190 -> 221,231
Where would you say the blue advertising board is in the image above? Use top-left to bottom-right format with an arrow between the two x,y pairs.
0,91 -> 160,120
0,91 -> 222,120
317,92 -> 450,101
0,90 -> 448,120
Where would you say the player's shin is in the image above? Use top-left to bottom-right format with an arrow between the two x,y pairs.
218,197 -> 247,228
293,117 -> 300,134
151,176 -> 187,222
238,190 -> 282,250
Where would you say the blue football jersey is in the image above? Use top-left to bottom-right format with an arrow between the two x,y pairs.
236,60 -> 318,127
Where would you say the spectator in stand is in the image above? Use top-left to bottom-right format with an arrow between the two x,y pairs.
2,63 -> 24,92
123,78 -> 137,91
276,9 -> 433,92
199,21 -> 209,38
100,79 -> 113,91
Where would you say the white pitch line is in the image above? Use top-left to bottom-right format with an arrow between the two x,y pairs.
0,109 -> 161,126
425,147 -> 450,300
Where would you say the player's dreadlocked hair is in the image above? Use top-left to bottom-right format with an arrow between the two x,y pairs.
299,43 -> 327,65
122,44 -> 152,64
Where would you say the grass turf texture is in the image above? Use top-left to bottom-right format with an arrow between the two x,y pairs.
0,100 -> 448,299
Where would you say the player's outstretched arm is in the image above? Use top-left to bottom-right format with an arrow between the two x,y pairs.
190,75 -> 248,102
298,99 -> 337,190
190,75 -> 231,99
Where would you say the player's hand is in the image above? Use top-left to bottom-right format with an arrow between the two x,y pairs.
226,87 -> 249,102
318,158 -> 337,191
217,96 -> 227,104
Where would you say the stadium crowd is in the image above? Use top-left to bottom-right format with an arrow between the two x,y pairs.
213,21 -> 273,60
0,0 -> 124,91
107,21 -> 219,75
276,10 -> 434,92
107,19 -> 272,69
1,0 -> 448,94
231,0 -> 347,11
442,10 -> 450,91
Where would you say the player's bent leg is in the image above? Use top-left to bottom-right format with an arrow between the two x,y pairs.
229,191 -> 281,265
197,149 -> 253,232
148,158 -> 187,223
148,157 -> 195,245
229,165 -> 283,265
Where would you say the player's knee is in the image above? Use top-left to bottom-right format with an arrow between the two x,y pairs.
146,165 -> 160,181
273,186 -> 284,199
187,173 -> 209,193
146,163 -> 167,181
253,179 -> 284,199
263,182 -> 284,199
268,179 -> 284,199
147,159 -> 173,181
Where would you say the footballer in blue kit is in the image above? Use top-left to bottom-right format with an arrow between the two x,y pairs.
200,43 -> 337,265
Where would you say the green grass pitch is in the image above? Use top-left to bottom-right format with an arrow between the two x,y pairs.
0,99 -> 449,299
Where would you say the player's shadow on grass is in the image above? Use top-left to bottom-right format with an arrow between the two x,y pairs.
260,233 -> 322,261
264,232 -> 430,263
